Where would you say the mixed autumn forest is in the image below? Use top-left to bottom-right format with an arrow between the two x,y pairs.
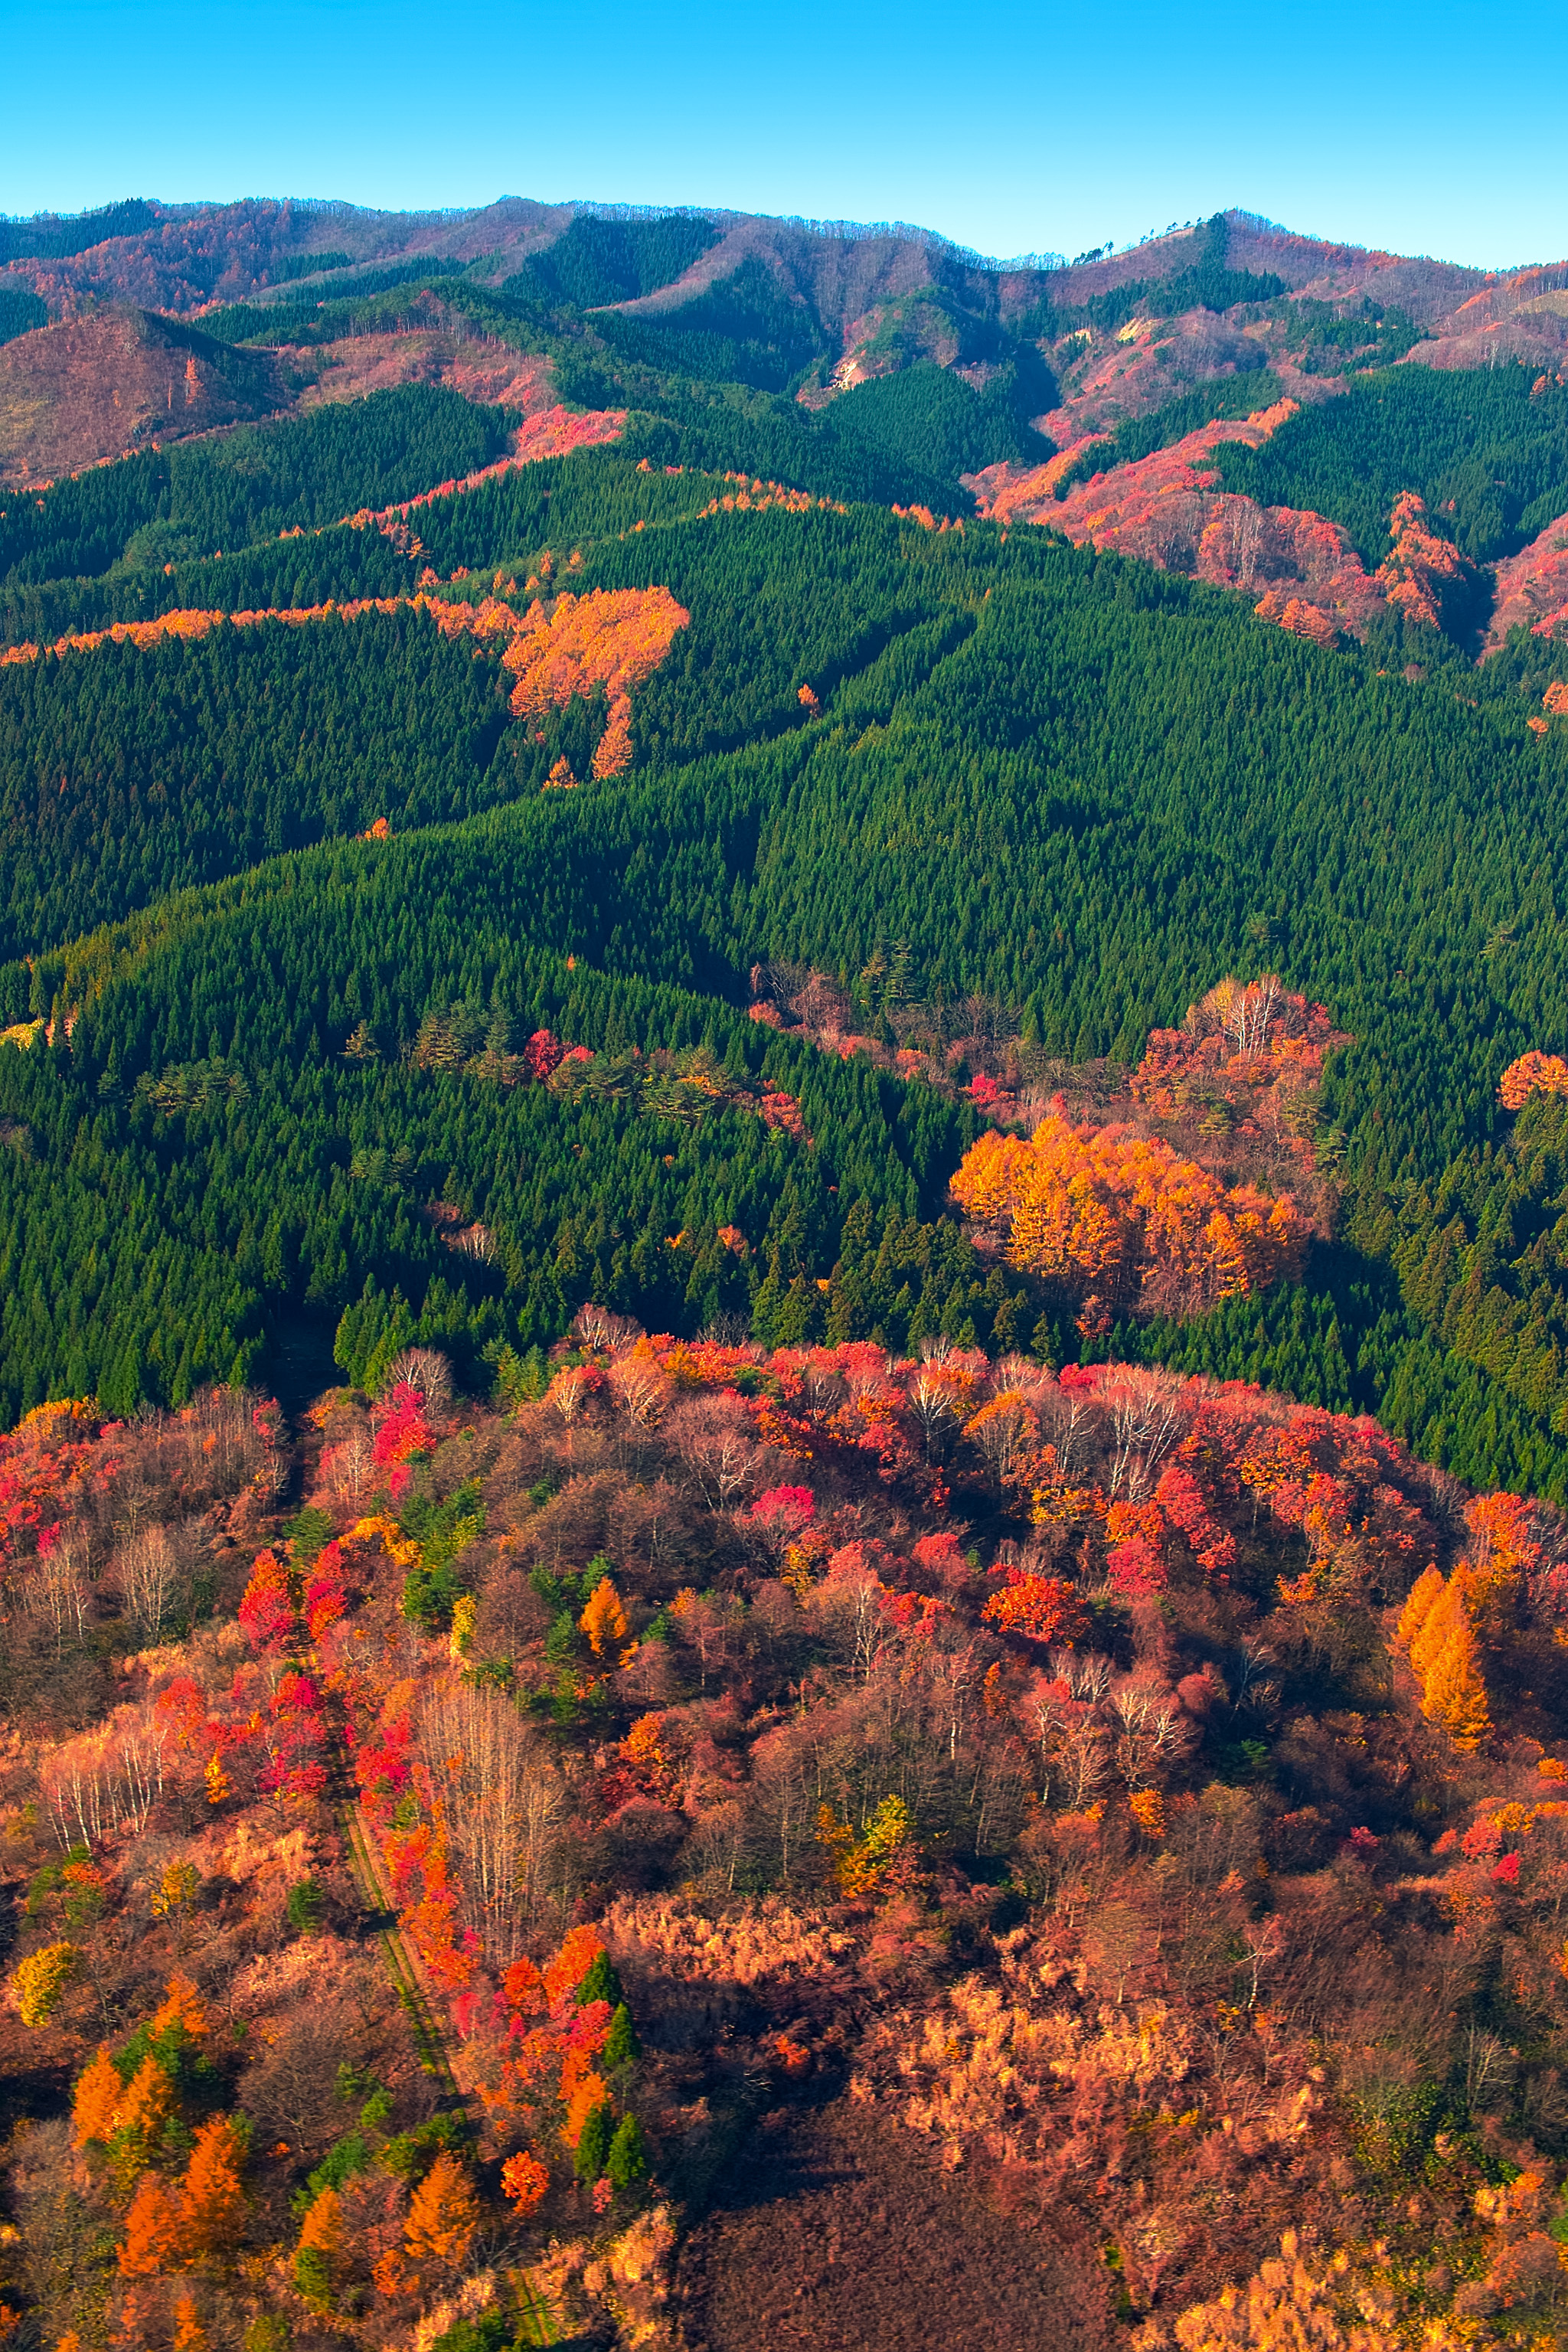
2,188 -> 1568,2347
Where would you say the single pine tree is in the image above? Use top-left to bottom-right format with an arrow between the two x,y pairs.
577,1951 -> 626,2012
606,2112 -> 648,2192
603,2001 -> 640,2068
574,2100 -> 615,2185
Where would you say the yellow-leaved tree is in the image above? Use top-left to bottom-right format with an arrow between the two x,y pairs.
1395,1563 -> 1444,1657
1174,2230 -> 1464,2349
10,1939 -> 77,2027
1422,1604 -> 1491,1751
1395,1566 -> 1491,1752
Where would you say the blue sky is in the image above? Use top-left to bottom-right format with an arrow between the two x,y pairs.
5,0 -> 1566,272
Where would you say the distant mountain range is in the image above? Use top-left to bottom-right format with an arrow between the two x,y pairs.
3,196 -> 1566,486
5,196 -> 1564,661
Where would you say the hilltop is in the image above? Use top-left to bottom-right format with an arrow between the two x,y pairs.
8,1328 -> 1568,2349
0,307 -> 282,485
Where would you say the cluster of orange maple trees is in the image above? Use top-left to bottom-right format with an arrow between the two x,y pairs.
1372,490 -> 1482,634
1130,975 -> 1345,1113
0,597 -> 406,667
890,505 -> 964,534
1500,1050 -> 1568,1109
1251,589 -> 1338,646
695,473 -> 847,518
485,586 -> 691,774
73,1976 -> 245,2285
952,1115 -> 1312,1302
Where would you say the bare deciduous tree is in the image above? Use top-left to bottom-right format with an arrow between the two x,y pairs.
112,1523 -> 181,1642
420,1684 -> 565,1962
610,1354 -> 669,1429
906,1370 -> 962,1459
383,1347 -> 452,1410
666,1393 -> 761,1510
1102,1368 -> 1188,1498
322,1429 -> 374,1502
571,1303 -> 643,1357
28,1531 -> 92,1655
1109,1677 -> 1190,1788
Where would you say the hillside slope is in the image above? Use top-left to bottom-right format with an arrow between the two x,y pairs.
0,308 -> 282,483
6,1336 -> 1568,2348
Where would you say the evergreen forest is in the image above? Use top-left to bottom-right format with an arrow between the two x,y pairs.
1,351 -> 1566,1501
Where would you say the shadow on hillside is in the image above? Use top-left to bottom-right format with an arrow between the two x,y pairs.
263,1309 -> 341,1419
672,2096 -> 1116,2352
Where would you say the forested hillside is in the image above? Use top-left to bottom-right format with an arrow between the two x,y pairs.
0,367 -> 1566,1494
4,186 -> 1568,2351
10,1330 -> 1568,2347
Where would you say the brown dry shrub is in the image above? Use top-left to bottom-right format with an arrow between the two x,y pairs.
506,1470 -> 737,1599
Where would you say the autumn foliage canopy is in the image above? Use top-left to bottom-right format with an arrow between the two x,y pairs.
952,1114 -> 1312,1305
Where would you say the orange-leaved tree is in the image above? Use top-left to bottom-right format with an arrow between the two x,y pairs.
496,586 -> 691,763
1396,1566 -> 1491,1752
72,2044 -> 123,2148
179,2115 -> 246,2257
562,2071 -> 612,2149
982,1571 -> 1083,1644
114,2056 -> 175,2172
542,1924 -> 604,2006
1423,1609 -> 1492,1753
119,2172 -> 184,2277
951,1116 -> 1310,1305
403,2150 -> 478,2269
580,1577 -> 629,1655
501,2150 -> 549,2216
294,2181 -> 342,2303
152,1972 -> 207,2041
172,2296 -> 209,2352
1499,1050 -> 1568,1110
